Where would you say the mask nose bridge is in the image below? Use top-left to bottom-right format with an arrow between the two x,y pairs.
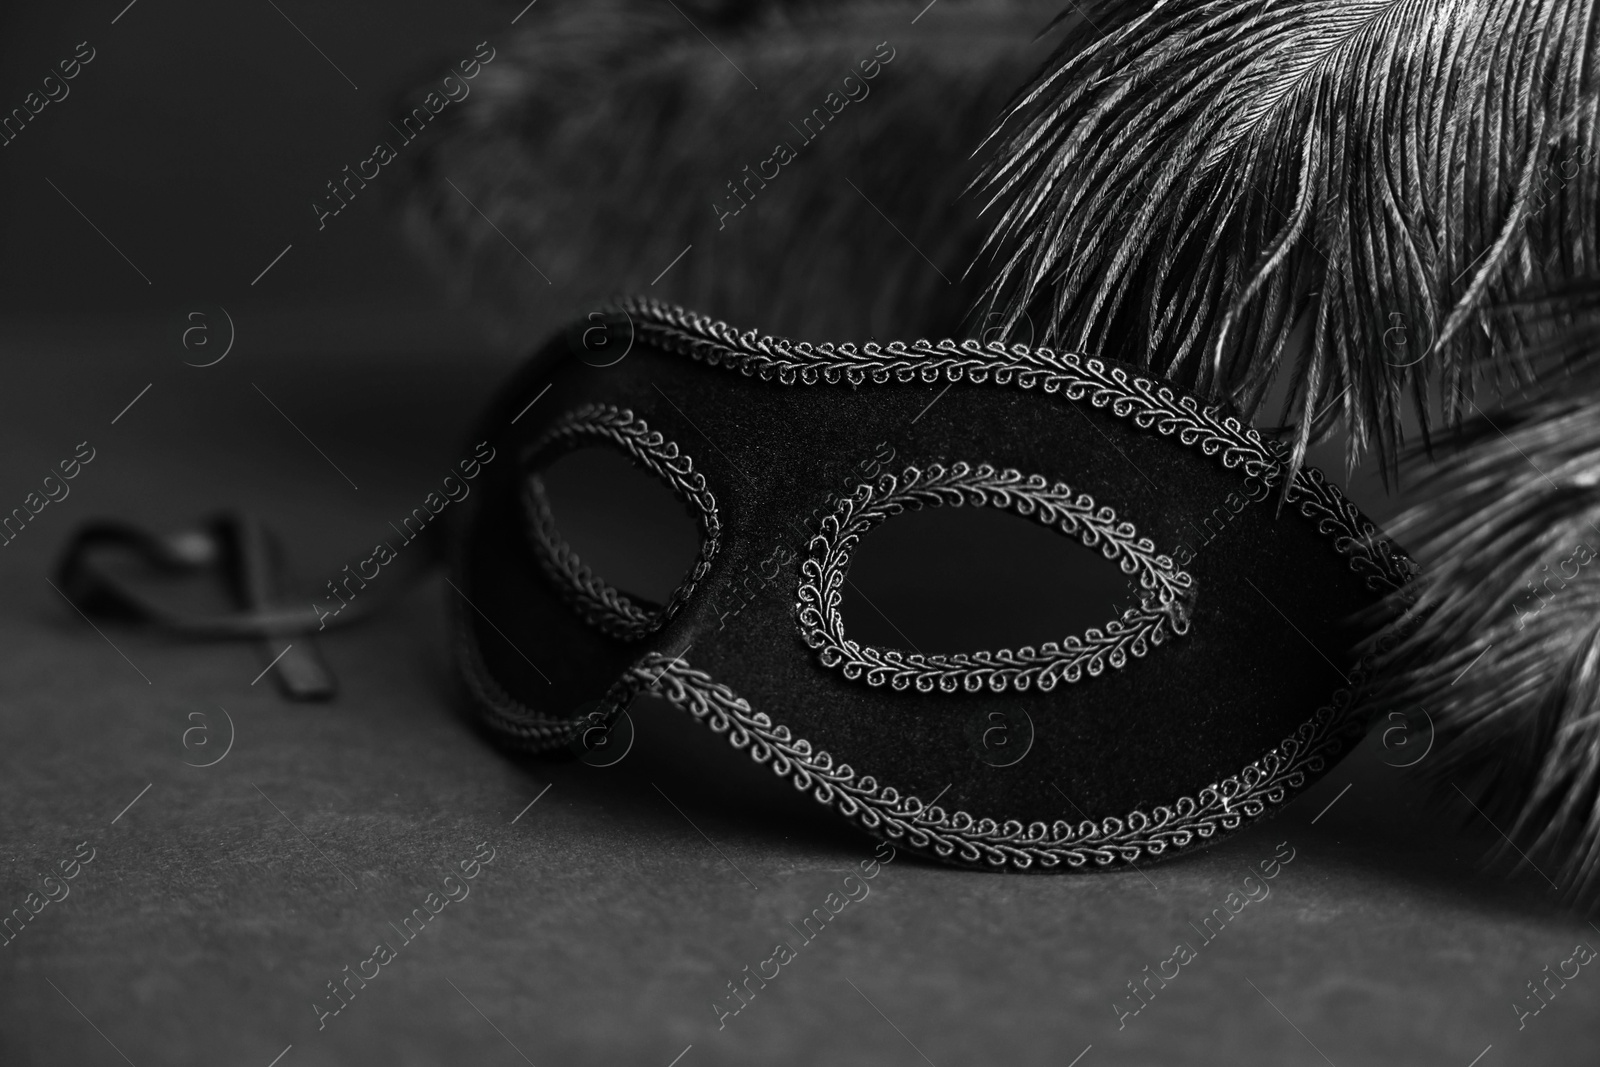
540,339 -> 930,683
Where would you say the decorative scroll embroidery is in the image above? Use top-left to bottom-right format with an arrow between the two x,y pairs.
456,302 -> 1418,869
614,296 -> 1415,593
797,462 -> 1195,693
624,651 -> 1364,871
522,403 -> 720,641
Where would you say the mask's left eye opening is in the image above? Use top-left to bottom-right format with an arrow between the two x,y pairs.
524,442 -> 704,640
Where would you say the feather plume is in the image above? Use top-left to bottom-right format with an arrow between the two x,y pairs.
1366,283 -> 1600,899
405,0 -> 1064,345
973,0 -> 1599,478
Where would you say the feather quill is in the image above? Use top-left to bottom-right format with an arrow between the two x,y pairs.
973,0 -> 1599,478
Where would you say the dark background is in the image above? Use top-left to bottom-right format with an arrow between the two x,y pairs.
2,3 -> 1596,1066
0,0 -> 502,336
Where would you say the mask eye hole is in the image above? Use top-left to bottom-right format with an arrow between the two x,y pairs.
522,405 -> 717,640
841,505 -> 1134,654
798,462 -> 1194,694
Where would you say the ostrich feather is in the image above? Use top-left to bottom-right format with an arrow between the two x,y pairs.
973,0 -> 1599,478
404,0 -> 1064,345
1367,284 -> 1600,898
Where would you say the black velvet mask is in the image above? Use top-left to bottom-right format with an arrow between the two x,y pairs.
452,299 -> 1413,871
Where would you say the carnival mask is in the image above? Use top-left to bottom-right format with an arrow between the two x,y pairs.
445,298 -> 1413,871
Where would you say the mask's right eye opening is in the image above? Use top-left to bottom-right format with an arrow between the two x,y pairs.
797,462 -> 1194,694
839,502 -> 1137,654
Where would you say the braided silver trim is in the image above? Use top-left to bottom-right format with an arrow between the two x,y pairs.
626,651 -> 1364,870
613,297 -> 1416,593
797,462 -> 1196,693
522,403 -> 720,641
458,301 -> 1418,865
